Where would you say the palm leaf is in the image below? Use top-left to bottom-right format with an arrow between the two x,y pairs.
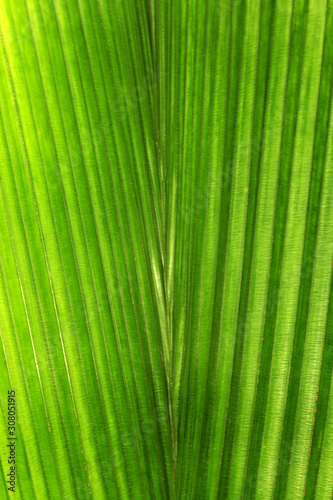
0,0 -> 332,498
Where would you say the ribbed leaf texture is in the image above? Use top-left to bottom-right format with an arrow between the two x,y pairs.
0,0 -> 333,498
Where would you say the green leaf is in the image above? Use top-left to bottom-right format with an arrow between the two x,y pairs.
0,0 -> 333,498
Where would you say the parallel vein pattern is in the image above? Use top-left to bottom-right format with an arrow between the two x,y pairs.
0,0 -> 333,499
